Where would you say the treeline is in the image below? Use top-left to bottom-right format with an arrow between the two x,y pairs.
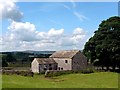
1,51 -> 53,67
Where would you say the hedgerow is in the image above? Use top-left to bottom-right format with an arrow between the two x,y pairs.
45,68 -> 94,77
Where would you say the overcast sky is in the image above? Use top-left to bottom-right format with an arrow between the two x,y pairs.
0,0 -> 118,51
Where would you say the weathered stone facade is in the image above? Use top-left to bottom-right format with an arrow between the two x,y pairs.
39,63 -> 57,72
31,50 -> 87,73
31,58 -> 39,73
52,58 -> 72,70
72,51 -> 87,71
31,58 -> 57,73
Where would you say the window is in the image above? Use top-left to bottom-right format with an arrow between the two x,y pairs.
65,60 -> 68,63
61,68 -> 63,70
58,67 -> 60,70
49,67 -> 52,70
49,64 -> 52,70
54,65 -> 57,70
44,68 -> 47,70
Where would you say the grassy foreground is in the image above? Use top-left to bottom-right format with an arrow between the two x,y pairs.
0,74 -> 2,89
2,72 -> 118,88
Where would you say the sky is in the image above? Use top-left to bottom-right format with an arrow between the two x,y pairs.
0,0 -> 118,52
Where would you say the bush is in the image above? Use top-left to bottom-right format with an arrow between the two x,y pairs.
2,70 -> 34,77
20,71 -> 27,76
2,60 -> 8,67
80,68 -> 94,74
45,70 -> 71,77
45,69 -> 94,77
2,67 -> 13,70
39,71 -> 45,74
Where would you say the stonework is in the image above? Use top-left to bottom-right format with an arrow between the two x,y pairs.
31,50 -> 87,73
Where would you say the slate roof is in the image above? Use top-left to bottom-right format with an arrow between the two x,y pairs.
50,50 -> 80,58
35,58 -> 57,64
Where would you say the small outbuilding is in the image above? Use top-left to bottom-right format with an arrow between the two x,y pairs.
31,58 -> 57,73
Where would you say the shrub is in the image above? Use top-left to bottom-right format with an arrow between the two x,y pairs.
2,70 -> 34,77
2,67 -> 13,70
39,71 -> 45,74
20,71 -> 27,76
45,70 -> 75,77
45,69 -> 94,77
81,68 -> 94,74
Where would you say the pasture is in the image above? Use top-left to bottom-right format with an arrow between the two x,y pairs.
2,72 -> 118,88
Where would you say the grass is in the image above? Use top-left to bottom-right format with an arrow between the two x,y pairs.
0,74 -> 2,89
2,72 -> 118,88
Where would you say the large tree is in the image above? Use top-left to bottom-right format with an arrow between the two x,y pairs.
83,16 -> 120,70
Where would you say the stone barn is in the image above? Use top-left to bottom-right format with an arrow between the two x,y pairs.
50,50 -> 87,71
31,58 -> 57,73
31,50 -> 87,73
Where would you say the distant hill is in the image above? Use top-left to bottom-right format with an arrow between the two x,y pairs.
23,50 -> 55,55
1,50 -> 55,55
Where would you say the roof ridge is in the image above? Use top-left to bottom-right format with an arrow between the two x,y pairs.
50,50 -> 80,58
35,58 -> 57,64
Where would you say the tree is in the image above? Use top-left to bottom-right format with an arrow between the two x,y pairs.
2,60 -> 8,67
83,16 -> 120,70
2,54 -> 8,67
6,53 -> 17,62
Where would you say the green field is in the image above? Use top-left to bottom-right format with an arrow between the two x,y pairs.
0,74 -> 2,90
2,72 -> 118,88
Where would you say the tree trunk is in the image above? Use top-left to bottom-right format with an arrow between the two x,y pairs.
106,66 -> 109,71
102,65 -> 104,70
112,66 -> 115,71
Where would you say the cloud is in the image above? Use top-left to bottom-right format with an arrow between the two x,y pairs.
36,28 -> 64,40
73,11 -> 88,21
59,37 -> 75,46
62,3 -> 88,22
1,1 -> 89,51
73,27 -> 86,35
70,0 -> 76,8
48,28 -> 64,37
7,21 -> 37,42
0,0 -> 23,21
1,25 -> 87,51
63,5 -> 71,10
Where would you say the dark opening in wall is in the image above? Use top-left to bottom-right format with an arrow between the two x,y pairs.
65,60 -> 68,63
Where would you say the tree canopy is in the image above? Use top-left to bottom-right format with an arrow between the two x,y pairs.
83,16 -> 120,70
